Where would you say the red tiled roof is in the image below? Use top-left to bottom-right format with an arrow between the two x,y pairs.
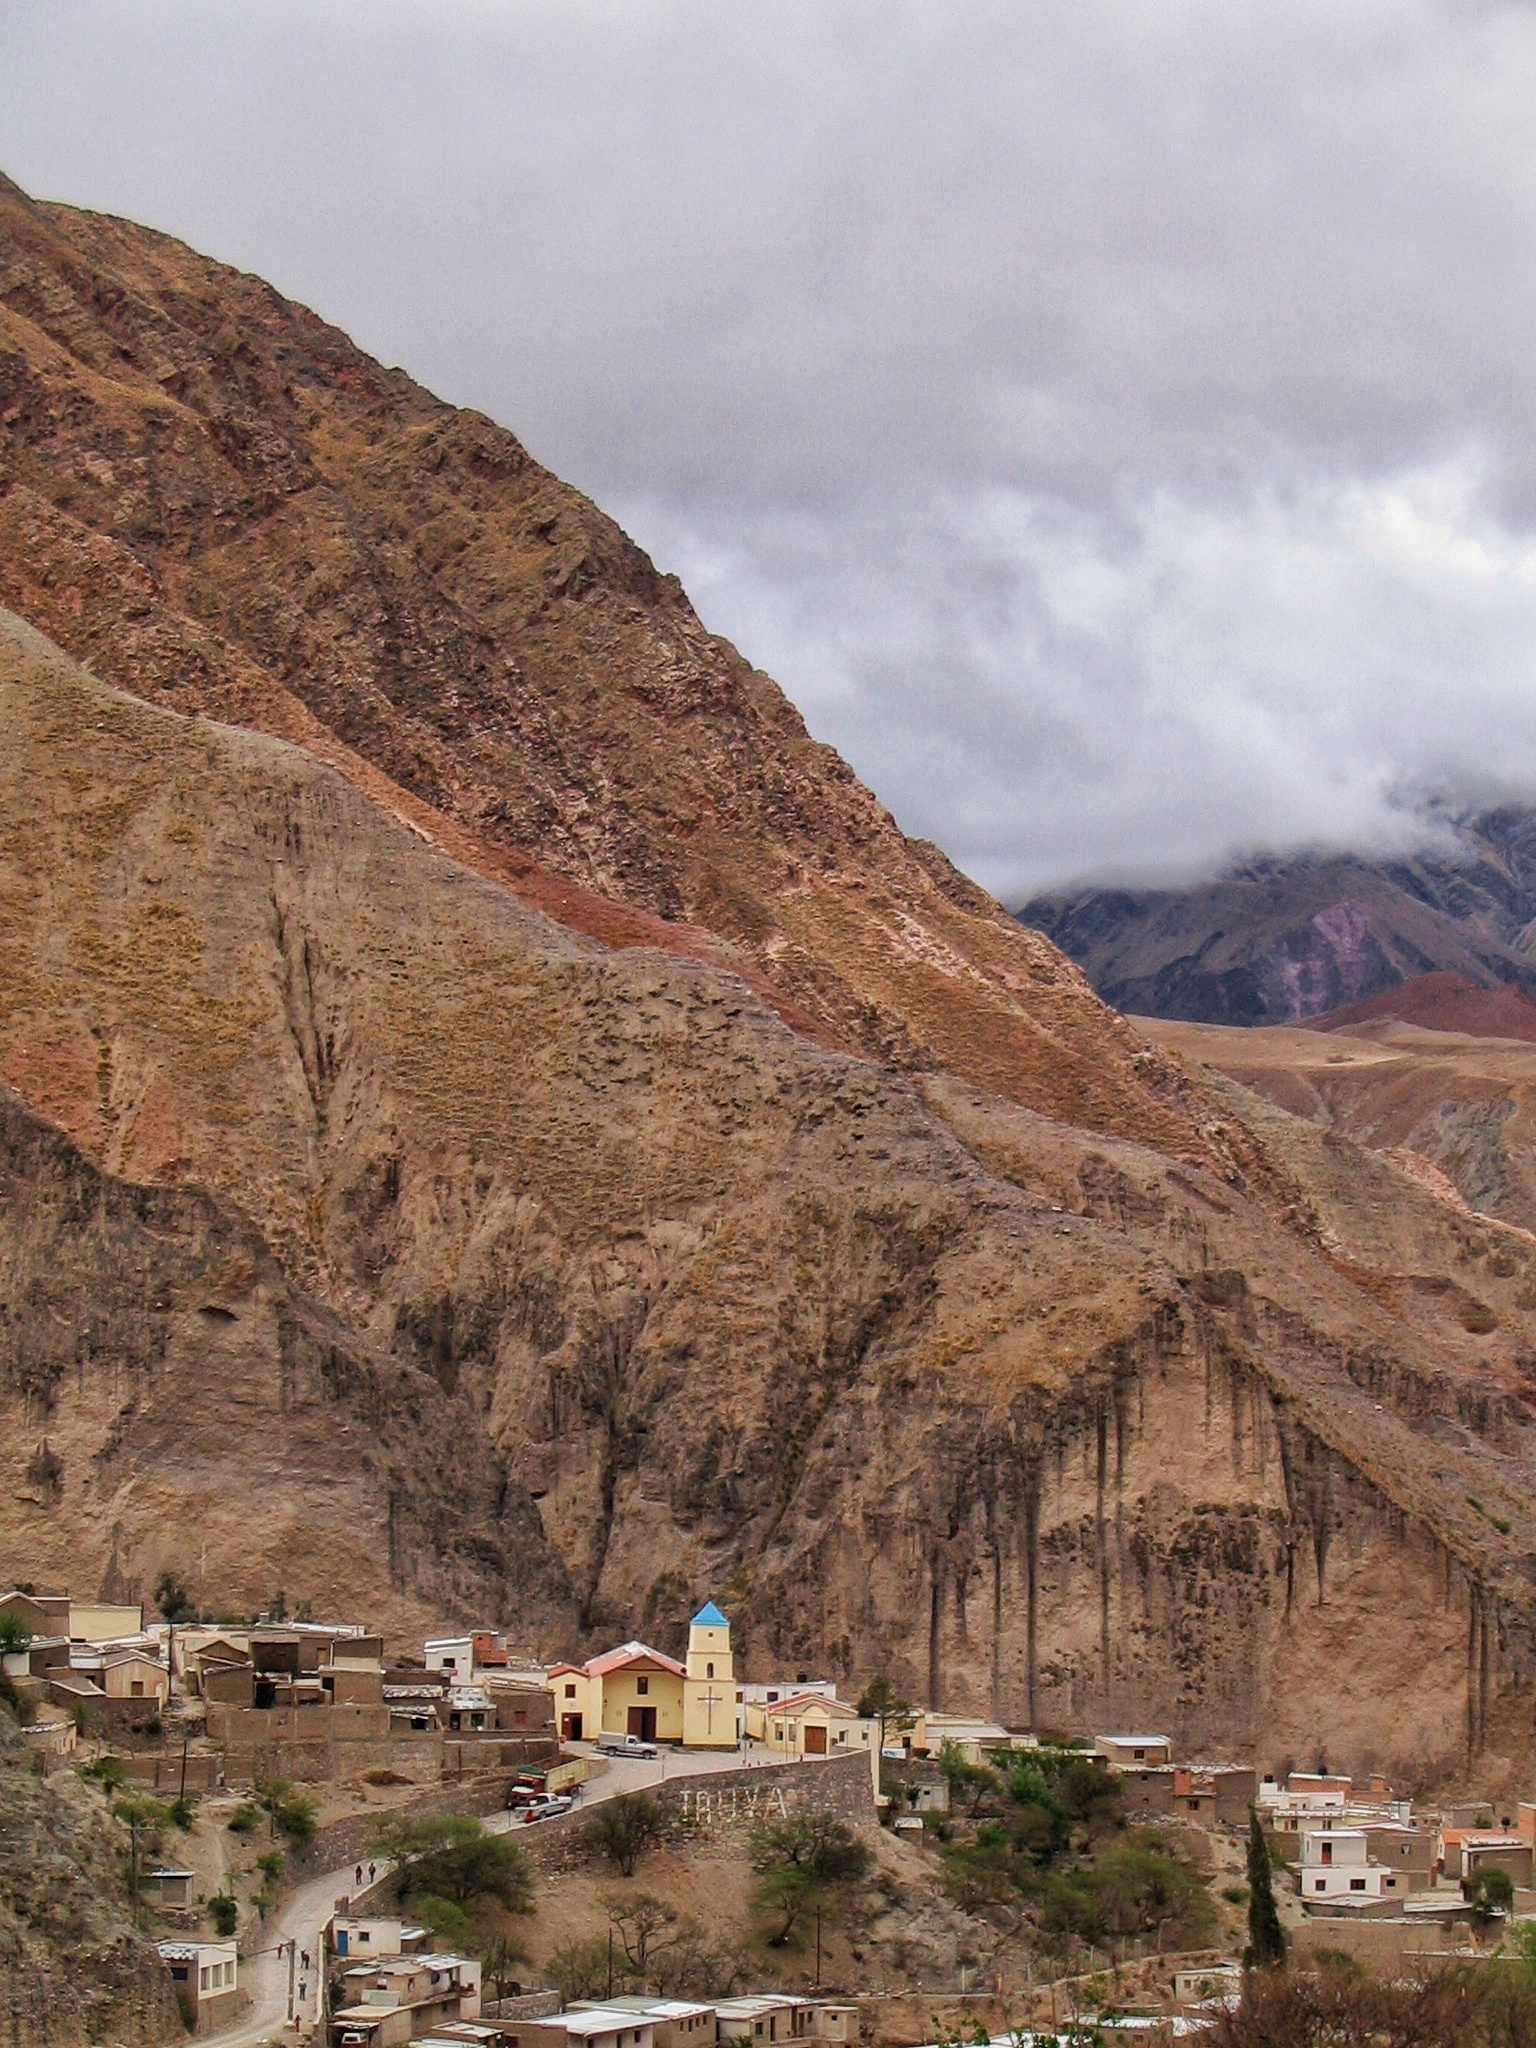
583,1640 -> 686,1679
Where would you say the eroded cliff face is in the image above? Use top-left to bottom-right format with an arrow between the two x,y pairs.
5,614 -> 1536,1785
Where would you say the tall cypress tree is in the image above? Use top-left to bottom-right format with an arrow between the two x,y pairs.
1245,1807 -> 1286,1968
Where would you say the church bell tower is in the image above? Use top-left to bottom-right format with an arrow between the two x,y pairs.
682,1600 -> 737,1748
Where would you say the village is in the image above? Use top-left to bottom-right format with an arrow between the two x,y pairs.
5,1581 -> 1536,2045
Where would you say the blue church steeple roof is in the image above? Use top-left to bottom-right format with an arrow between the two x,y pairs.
692,1600 -> 728,1626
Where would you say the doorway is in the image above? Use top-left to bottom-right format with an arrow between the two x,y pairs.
628,1706 -> 657,1741
561,1713 -> 583,1741
804,1724 -> 827,1755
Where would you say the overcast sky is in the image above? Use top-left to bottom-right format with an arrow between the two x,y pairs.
5,0 -> 1536,898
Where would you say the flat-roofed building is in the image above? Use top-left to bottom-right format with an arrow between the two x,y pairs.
1094,1734 -> 1171,1769
569,1999 -> 715,2048
158,1940 -> 238,2031
714,1996 -> 820,2044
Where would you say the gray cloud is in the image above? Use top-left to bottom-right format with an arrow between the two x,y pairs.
5,0 -> 1536,895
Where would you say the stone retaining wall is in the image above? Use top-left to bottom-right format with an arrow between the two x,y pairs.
520,1748 -> 876,1874
294,1771 -> 508,1880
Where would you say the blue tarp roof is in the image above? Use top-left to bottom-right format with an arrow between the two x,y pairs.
692,1601 -> 728,1626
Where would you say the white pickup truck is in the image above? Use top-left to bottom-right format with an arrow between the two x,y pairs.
596,1729 -> 659,1757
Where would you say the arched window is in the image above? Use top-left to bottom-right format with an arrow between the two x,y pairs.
707,1662 -> 714,1678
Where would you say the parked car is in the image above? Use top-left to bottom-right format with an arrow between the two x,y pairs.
519,1792 -> 575,1822
596,1730 -> 659,1757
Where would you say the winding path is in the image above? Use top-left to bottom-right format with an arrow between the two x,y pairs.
201,1742 -> 770,2046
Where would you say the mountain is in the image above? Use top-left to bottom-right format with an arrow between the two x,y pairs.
1019,813 -> 1536,1026
1302,971 -> 1536,1044
0,170 -> 1210,1157
5,176 -> 1536,1787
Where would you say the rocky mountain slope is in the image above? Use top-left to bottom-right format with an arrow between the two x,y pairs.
6,173 -> 1536,1785
0,169 -> 1210,1156
0,1712 -> 180,2046
8,612 -> 1536,1788
1020,813 -> 1536,1025
1143,1005 -> 1536,1246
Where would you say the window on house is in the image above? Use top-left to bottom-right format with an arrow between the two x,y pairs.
637,1678 -> 649,1696
200,1968 -> 211,1991
1314,1880 -> 1325,1892
566,1684 -> 577,1699
1350,1879 -> 1366,1891
707,1663 -> 714,1678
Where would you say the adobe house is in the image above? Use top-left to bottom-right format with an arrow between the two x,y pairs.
486,1678 -> 555,1735
142,1865 -> 195,1908
0,1588 -> 70,1635
157,1940 -> 238,2034
100,1648 -> 169,1706
202,1661 -> 256,1707
1094,1733 -> 1172,1768
322,1659 -> 386,1707
69,1601 -> 144,1643
760,1693 -> 873,1759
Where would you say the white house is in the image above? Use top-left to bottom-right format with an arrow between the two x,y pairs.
512,2014 -> 657,2048
714,1996 -> 819,2044
424,1637 -> 476,1681
1298,1827 -> 1412,1906
328,1914 -> 430,1959
567,2001 -> 715,2048
332,1954 -> 482,2046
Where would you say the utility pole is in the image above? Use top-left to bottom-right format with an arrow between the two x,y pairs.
607,1928 -> 614,1998
287,1937 -> 297,2022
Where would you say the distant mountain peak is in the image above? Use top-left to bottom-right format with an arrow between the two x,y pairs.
1019,807 -> 1536,1026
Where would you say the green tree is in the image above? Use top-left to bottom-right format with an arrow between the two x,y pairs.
413,1893 -> 473,1945
373,1814 -> 534,1912
584,1792 -> 663,1878
112,1792 -> 170,1907
273,1790 -> 318,1844
855,1676 -> 914,1754
227,1801 -> 263,1833
938,1740 -> 1002,1818
82,1755 -> 128,1795
0,1611 -> 32,1656
153,1571 -> 197,1624
749,1813 -> 870,1949
208,1893 -> 238,1937
1244,1809 -> 1286,1968
1471,1865 -> 1515,1926
1042,1835 -> 1215,1949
